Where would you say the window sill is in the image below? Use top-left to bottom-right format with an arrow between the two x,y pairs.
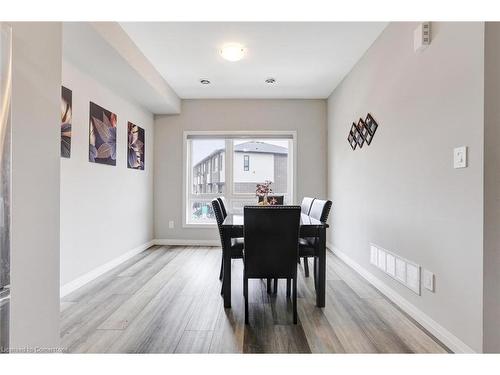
182,223 -> 218,229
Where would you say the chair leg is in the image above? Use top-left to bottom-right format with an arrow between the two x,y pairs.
273,278 -> 278,294
267,278 -> 272,294
286,278 -> 291,298
293,277 -> 298,324
219,258 -> 223,281
303,257 -> 309,277
244,276 -> 249,325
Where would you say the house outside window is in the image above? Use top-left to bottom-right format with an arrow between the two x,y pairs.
243,155 -> 249,171
184,132 -> 296,226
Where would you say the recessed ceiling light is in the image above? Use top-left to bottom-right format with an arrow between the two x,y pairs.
219,43 -> 246,62
200,79 -> 211,85
265,78 -> 276,84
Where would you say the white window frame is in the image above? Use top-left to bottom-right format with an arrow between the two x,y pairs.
182,130 -> 297,228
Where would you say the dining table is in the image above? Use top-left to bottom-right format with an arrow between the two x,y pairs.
220,212 -> 329,309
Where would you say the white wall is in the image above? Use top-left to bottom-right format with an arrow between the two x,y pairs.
327,22 -> 484,352
10,22 -> 62,350
155,99 -> 327,242
233,153 -> 274,183
60,60 -> 154,287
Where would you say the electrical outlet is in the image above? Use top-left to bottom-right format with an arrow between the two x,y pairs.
423,269 -> 435,292
168,220 -> 174,229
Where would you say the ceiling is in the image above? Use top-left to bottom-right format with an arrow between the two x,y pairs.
120,22 -> 387,99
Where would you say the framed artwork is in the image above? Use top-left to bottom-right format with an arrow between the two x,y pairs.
127,122 -> 145,170
89,102 -> 117,166
61,86 -> 72,158
348,124 -> 357,150
354,120 -> 364,148
365,113 -> 378,136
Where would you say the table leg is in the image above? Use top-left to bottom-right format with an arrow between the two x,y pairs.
316,227 -> 326,307
222,231 -> 232,308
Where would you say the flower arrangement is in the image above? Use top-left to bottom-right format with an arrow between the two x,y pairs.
256,180 -> 273,205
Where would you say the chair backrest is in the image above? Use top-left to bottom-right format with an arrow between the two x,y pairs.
211,198 -> 226,248
243,206 -> 301,279
300,197 -> 315,215
257,195 -> 284,205
217,197 -> 227,218
309,199 -> 332,223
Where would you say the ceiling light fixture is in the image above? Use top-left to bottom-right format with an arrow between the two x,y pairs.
265,78 -> 276,84
200,79 -> 211,85
219,43 -> 246,62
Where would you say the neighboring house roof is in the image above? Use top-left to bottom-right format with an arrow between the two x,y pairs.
193,148 -> 224,169
192,141 -> 287,170
234,141 -> 288,155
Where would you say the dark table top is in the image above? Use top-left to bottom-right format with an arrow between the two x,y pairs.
222,213 -> 329,228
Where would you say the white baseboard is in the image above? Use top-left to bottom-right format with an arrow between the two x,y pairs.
60,240 -> 155,298
154,238 -> 220,247
327,242 -> 476,353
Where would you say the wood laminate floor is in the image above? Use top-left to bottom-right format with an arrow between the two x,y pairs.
60,246 -> 450,353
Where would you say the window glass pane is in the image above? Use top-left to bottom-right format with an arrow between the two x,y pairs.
189,139 -> 225,224
232,139 -> 289,202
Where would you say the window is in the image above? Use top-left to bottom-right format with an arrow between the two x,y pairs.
184,132 -> 296,226
243,155 -> 249,171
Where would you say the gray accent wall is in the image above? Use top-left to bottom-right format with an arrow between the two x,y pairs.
483,22 -> 500,353
154,99 -> 327,242
327,22 -> 484,352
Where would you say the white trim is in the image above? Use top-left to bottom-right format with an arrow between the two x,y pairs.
60,240 -> 155,298
154,238 -> 220,247
327,243 -> 476,353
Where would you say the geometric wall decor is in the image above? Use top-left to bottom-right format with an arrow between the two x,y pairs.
347,113 -> 379,150
89,102 -> 117,166
61,86 -> 72,158
347,123 -> 357,150
355,119 -> 365,148
356,118 -> 368,148
364,113 -> 378,145
127,122 -> 145,170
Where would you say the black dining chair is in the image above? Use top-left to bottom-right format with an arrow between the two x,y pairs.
217,196 -> 228,217
212,198 -> 244,294
258,195 -> 284,205
299,199 -> 332,278
243,205 -> 301,324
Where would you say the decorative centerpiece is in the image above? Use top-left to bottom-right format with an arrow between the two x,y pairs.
256,180 -> 273,206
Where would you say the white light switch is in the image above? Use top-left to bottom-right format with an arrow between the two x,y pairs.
423,269 -> 435,292
168,220 -> 174,229
454,146 -> 467,168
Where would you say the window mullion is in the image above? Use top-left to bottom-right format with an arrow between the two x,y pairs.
226,139 -> 233,205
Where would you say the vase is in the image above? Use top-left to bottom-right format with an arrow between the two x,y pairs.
258,195 -> 269,206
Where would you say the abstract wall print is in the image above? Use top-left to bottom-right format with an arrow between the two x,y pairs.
127,122 -> 145,170
89,102 -> 117,166
61,86 -> 72,158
